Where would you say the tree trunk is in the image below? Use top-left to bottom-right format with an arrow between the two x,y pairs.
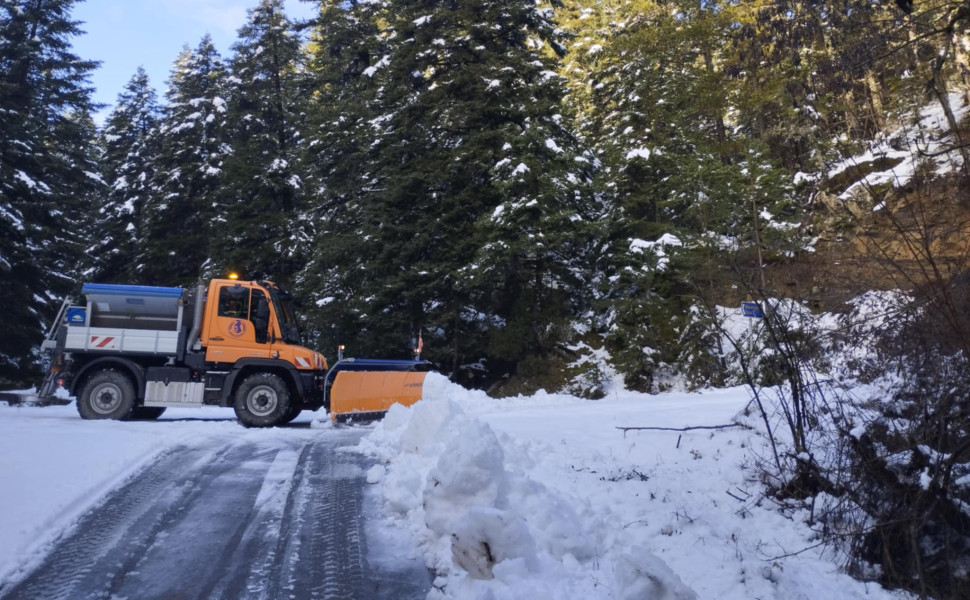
865,72 -> 886,131
930,59 -> 970,179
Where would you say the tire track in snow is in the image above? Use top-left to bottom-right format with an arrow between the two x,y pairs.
300,439 -> 368,599
205,442 -> 310,600
0,443 -> 240,600
280,432 -> 430,600
0,429 -> 430,600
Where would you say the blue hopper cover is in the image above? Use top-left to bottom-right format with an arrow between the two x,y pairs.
81,283 -> 184,299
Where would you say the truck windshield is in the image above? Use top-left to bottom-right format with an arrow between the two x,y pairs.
269,288 -> 302,345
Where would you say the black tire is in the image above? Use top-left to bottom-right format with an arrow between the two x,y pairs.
233,372 -> 291,427
130,406 -> 167,420
77,369 -> 136,420
279,404 -> 302,425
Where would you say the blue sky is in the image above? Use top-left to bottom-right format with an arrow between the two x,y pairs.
71,0 -> 317,122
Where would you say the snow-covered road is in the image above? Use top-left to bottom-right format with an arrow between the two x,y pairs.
0,418 -> 428,600
0,376 -> 913,599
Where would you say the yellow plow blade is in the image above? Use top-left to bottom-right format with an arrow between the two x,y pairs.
329,370 -> 427,417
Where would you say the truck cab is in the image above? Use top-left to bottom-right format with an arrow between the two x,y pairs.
201,279 -> 325,373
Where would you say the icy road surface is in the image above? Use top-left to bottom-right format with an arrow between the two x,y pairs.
2,374 -> 914,599
0,418 -> 429,600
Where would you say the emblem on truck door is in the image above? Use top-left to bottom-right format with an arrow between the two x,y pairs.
228,320 -> 247,338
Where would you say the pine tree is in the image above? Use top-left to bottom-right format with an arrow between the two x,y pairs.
212,0 -> 307,284
569,0 -> 798,390
556,0 -> 629,139
722,0 -> 905,170
302,0 -> 597,381
139,36 -> 229,285
91,67 -> 160,282
300,0 -> 386,215
297,0 -> 388,352
0,0 -> 100,385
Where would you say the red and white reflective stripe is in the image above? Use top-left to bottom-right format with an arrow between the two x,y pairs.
90,336 -> 116,348
295,356 -> 311,368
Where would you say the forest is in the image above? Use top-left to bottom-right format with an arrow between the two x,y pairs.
2,0 -> 969,385
0,0 -> 943,387
5,2 -> 970,594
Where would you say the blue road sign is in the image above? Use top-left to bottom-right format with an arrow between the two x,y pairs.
741,301 -> 763,319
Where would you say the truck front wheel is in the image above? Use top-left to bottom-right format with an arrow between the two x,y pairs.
279,404 -> 302,425
234,372 -> 291,427
77,369 -> 136,420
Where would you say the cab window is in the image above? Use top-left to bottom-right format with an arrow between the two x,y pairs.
218,286 -> 250,318
251,290 -> 269,344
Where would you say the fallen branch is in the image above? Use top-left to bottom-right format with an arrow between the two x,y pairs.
762,539 -> 827,561
617,423 -> 742,434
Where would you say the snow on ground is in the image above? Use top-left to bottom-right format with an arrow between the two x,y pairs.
357,375 -> 911,600
827,91 -> 969,201
0,379 -> 912,599
0,404 -> 241,583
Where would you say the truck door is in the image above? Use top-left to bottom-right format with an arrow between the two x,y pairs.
205,283 -> 272,363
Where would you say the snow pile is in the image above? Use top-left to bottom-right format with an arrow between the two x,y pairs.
712,291 -> 912,385
357,376 -> 696,599
356,374 -> 907,599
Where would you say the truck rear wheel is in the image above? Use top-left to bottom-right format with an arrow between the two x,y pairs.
77,369 -> 135,420
234,372 -> 291,427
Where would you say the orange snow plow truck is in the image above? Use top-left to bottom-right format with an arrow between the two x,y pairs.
35,279 -> 428,427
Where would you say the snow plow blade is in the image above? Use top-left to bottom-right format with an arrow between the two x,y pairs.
326,359 -> 428,418
0,391 -> 70,406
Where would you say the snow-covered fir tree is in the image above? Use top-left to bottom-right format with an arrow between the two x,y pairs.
301,0 -> 598,380
212,0 -> 308,284
565,0 -> 798,390
91,67 -> 160,282
299,0 -> 386,224
139,35 -> 229,285
0,0 -> 100,385
297,0 -> 392,351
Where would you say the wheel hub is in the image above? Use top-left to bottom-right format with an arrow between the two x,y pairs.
247,385 -> 278,417
92,384 -> 122,414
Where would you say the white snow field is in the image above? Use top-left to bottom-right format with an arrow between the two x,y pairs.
0,376 -> 911,600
